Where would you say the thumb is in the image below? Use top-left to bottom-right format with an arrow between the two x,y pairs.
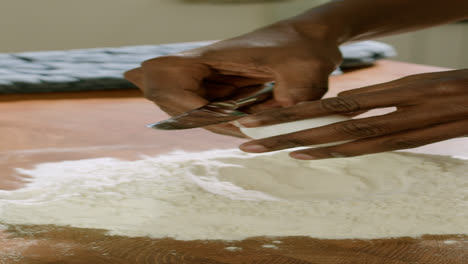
142,63 -> 211,116
124,67 -> 144,88
272,63 -> 331,107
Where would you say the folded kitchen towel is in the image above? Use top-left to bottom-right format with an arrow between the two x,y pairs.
0,41 -> 395,94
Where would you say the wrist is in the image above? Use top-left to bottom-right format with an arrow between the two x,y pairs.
277,2 -> 356,45
288,19 -> 350,45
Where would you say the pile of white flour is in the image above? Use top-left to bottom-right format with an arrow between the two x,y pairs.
0,149 -> 467,240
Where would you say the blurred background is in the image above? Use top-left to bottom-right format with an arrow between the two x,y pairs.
1,0 -> 467,68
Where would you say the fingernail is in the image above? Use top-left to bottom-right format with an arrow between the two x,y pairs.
330,152 -> 347,158
290,153 -> 317,160
240,144 -> 268,153
237,117 -> 259,127
231,120 -> 245,128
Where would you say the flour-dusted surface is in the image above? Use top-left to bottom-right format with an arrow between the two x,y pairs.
0,150 -> 467,240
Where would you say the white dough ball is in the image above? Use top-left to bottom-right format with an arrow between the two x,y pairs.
239,115 -> 352,148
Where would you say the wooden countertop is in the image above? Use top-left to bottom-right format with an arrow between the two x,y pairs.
1,60 -> 467,263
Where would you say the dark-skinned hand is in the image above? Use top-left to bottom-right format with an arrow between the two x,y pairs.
238,70 -> 468,159
124,21 -> 342,137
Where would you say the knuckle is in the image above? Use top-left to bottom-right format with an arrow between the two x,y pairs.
310,82 -> 329,95
270,109 -> 303,123
307,60 -> 336,76
281,57 -> 312,67
277,138 -> 306,149
280,138 -> 305,149
433,80 -> 466,95
444,101 -> 468,115
320,96 -> 361,113
143,89 -> 170,102
317,60 -> 338,73
303,148 -> 351,159
143,91 -> 161,102
285,57 -> 335,75
335,121 -> 390,137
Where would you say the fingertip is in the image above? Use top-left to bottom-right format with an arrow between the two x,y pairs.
236,116 -> 264,128
278,99 -> 298,107
239,143 -> 268,153
124,67 -> 140,80
272,86 -> 298,107
124,67 -> 143,87
230,120 -> 245,128
204,123 -> 247,138
274,89 -> 303,107
289,153 -> 317,160
273,88 -> 324,107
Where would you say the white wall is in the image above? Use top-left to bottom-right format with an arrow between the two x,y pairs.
0,0 -> 324,52
0,0 -> 265,52
377,23 -> 468,69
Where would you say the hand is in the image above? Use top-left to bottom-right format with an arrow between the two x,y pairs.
124,21 -> 343,137
238,70 -> 468,159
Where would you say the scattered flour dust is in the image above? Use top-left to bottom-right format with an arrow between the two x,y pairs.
261,244 -> 278,249
0,149 -> 467,241
224,247 -> 242,251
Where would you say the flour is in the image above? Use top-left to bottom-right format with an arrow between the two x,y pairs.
0,149 -> 467,240
261,244 -> 278,249
224,247 -> 242,251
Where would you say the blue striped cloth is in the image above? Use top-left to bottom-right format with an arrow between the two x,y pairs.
0,41 -> 395,94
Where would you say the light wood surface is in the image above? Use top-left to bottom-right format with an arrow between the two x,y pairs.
1,60 -> 467,263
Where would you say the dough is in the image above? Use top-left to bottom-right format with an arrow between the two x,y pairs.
0,149 -> 466,240
239,115 -> 352,147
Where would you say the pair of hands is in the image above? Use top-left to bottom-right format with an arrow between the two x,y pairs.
125,23 -> 468,160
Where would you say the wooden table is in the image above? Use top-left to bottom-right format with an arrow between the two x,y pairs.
1,61 -> 467,264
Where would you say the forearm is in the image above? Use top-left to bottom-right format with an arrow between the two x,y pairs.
286,0 -> 468,44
